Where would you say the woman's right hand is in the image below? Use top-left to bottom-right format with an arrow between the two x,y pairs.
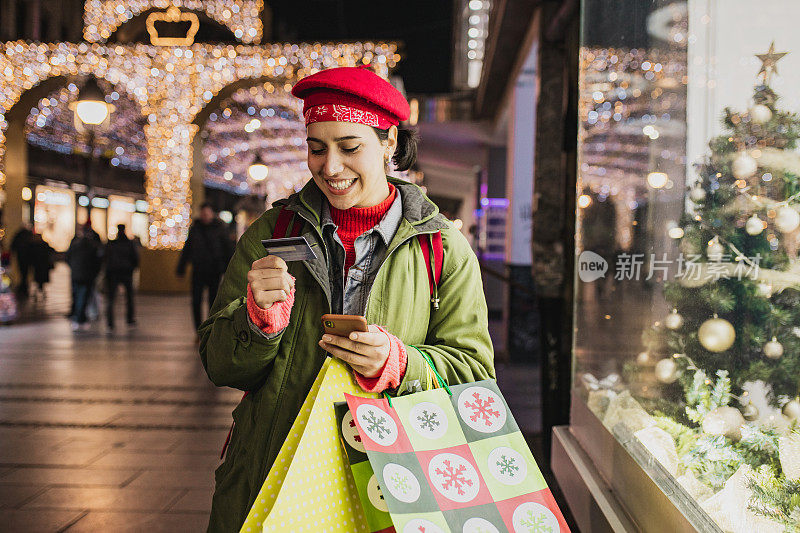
247,256 -> 295,309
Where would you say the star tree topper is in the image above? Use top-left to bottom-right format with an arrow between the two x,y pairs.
756,41 -> 788,85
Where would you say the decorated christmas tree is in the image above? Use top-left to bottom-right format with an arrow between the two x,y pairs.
635,42 -> 800,530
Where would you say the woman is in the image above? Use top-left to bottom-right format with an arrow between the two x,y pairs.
199,66 -> 494,531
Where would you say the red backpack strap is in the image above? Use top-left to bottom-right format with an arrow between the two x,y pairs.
273,206 -> 295,239
289,217 -> 304,238
418,234 -> 433,296
431,231 -> 443,285
418,231 -> 444,301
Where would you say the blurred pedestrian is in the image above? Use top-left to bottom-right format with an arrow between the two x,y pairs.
177,203 -> 233,331
104,224 -> 139,331
83,225 -> 104,322
29,233 -> 55,303
10,224 -> 34,299
66,224 -> 103,330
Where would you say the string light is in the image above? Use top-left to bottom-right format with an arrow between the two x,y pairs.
83,0 -> 266,44
201,82 -> 309,202
577,44 -> 687,250
0,40 -> 399,248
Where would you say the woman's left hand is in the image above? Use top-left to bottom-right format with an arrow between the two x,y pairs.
319,324 -> 391,378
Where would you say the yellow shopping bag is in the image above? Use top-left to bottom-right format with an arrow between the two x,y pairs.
240,357 -> 379,532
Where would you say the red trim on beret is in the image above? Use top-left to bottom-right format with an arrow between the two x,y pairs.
291,66 -> 410,127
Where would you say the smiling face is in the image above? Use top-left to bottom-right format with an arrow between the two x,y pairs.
306,121 -> 397,209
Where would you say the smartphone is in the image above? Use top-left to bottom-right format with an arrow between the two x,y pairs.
321,314 -> 369,337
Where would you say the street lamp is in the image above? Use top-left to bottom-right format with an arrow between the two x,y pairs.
248,153 -> 269,182
69,78 -> 114,219
71,77 -> 114,126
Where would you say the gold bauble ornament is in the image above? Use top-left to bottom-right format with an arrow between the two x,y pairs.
689,186 -> 706,202
698,316 -> 736,352
636,351 -> 650,365
749,104 -> 773,125
745,214 -> 764,235
665,309 -> 684,330
742,402 -> 760,421
732,152 -> 758,179
764,337 -> 784,360
775,206 -> 800,233
783,399 -> 800,421
655,358 -> 679,384
757,283 -> 773,298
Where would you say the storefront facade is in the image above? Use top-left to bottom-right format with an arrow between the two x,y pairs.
553,1 -> 800,531
26,183 -> 149,251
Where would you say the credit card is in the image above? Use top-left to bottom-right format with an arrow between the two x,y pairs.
261,236 -> 317,262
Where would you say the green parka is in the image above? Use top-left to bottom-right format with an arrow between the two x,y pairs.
200,178 -> 494,531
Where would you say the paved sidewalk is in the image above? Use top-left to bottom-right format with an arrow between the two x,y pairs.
0,265 -> 541,532
0,267 -> 238,532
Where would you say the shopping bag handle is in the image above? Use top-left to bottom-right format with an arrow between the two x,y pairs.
382,347 -> 452,406
411,345 -> 452,396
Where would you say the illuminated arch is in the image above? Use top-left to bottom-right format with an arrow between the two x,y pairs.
0,41 -> 400,248
83,0 -> 265,44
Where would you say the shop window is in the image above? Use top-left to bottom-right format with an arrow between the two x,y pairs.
564,1 -> 800,531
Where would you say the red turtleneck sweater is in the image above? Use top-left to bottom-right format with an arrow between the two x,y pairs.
330,183 -> 397,273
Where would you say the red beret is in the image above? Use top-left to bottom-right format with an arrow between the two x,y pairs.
291,66 -> 410,129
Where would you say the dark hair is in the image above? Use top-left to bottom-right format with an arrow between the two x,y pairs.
372,126 -> 418,172
199,202 -> 215,212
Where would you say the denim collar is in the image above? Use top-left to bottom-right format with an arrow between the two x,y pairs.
320,187 -> 404,247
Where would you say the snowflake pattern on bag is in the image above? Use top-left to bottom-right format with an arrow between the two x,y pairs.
340,409 -> 365,452
356,403 -> 398,446
488,446 -> 528,486
462,517 -> 501,533
497,455 -> 519,476
418,410 -> 440,431
427,452 -> 480,503
513,502 -> 560,533
365,411 -> 391,439
457,386 -> 507,433
401,519 -> 445,533
382,463 -> 421,504
366,474 -> 389,512
408,401 -> 449,440
343,382 -> 569,533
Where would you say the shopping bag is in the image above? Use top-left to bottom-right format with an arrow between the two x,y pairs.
333,352 -> 448,533
334,401 -> 396,533
240,357 -> 380,532
345,378 -> 571,532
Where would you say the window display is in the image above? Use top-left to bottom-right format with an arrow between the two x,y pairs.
107,195 -> 136,240
77,204 -> 108,242
33,185 -> 75,252
570,1 -> 800,531
130,212 -> 149,246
